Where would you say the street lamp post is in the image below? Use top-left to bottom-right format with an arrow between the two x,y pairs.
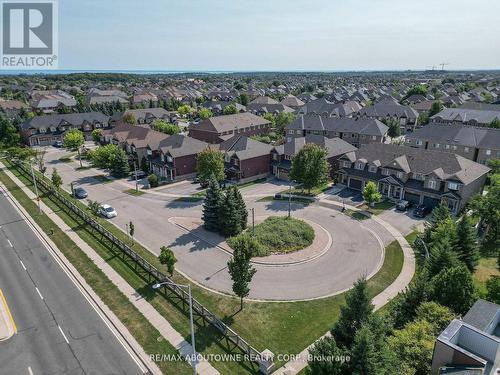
152,281 -> 196,375
288,179 -> 293,218
134,160 -> 139,193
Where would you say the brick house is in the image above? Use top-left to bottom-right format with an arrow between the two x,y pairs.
188,113 -> 272,144
21,112 -> 110,146
286,114 -> 388,148
337,143 -> 490,214
357,98 -> 419,131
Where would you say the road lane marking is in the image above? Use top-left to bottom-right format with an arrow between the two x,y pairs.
35,287 -> 44,300
0,288 -> 17,335
20,260 -> 27,271
58,325 -> 69,344
7,239 -> 12,247
28,366 -> 34,375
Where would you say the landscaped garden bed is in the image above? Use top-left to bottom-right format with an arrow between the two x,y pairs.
227,216 -> 315,257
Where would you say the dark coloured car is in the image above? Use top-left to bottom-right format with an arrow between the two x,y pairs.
396,200 -> 411,211
73,187 -> 88,199
413,204 -> 431,218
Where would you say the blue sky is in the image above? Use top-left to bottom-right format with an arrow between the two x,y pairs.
58,0 -> 500,71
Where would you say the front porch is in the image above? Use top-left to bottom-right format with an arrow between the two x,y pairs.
149,158 -> 175,181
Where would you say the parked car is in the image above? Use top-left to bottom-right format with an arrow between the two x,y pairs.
53,140 -> 64,148
99,204 -> 117,219
413,204 -> 431,218
73,186 -> 88,199
131,170 -> 146,179
396,200 -> 411,211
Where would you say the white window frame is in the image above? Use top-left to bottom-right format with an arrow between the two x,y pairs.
428,180 -> 436,189
368,166 -> 377,173
448,182 -> 458,190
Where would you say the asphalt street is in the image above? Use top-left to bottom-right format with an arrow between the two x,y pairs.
0,190 -> 145,375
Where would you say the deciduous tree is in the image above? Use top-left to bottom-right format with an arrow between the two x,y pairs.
227,235 -> 257,310
289,143 -> 330,194
159,246 -> 177,276
362,181 -> 382,208
196,148 -> 225,183
63,129 -> 85,167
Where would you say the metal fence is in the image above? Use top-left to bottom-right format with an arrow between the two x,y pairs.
15,162 -> 266,369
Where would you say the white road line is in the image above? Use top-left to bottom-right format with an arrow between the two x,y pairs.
7,239 -> 13,247
58,325 -> 69,344
35,287 -> 44,300
28,366 -> 34,375
20,260 -> 27,271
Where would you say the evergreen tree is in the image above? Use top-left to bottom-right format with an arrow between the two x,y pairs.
389,270 -> 430,329
233,186 -> 248,230
424,201 -> 451,243
111,148 -> 130,177
331,277 -> 373,349
308,336 -> 348,375
219,186 -> 243,237
202,174 -> 223,232
426,237 -> 459,277
431,265 -> 477,315
455,215 -> 479,272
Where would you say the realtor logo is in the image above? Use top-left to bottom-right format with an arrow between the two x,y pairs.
1,0 -> 58,69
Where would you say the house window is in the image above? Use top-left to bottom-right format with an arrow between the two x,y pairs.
369,166 -> 377,173
95,123 -> 101,128
413,173 -> 423,180
360,135 -> 365,139
428,180 -> 436,189
343,161 -> 351,168
225,154 -> 230,162
166,155 -> 173,163
351,134 -> 355,138
382,168 -> 390,176
464,147 -> 469,152
416,140 -> 423,146
445,144 -> 450,149
434,143 -> 440,148
272,153 -> 277,160
397,171 -> 404,179
448,182 -> 458,190
39,127 -> 46,133
355,162 -> 364,170
406,138 -> 411,143
486,149 -> 491,155
372,136 -> 376,140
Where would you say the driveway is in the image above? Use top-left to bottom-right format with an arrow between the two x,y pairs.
378,207 -> 427,235
323,186 -> 363,206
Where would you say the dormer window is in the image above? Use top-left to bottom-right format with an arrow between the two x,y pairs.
397,171 -> 404,179
355,162 -> 364,170
416,140 -> 423,146
166,155 -> 173,163
343,161 -> 351,168
368,166 -> 377,173
39,127 -> 46,133
448,182 -> 458,190
428,180 -> 436,189
382,168 -> 390,176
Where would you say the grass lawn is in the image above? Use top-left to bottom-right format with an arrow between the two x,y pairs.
345,209 -> 369,221
0,166 -> 192,375
124,188 -> 146,196
75,166 -> 92,171
235,178 -> 267,190
227,216 -> 315,257
359,200 -> 395,215
280,181 -> 333,197
191,191 -> 206,197
474,257 -> 500,296
2,160 -> 406,373
173,196 -> 204,203
59,153 -> 75,162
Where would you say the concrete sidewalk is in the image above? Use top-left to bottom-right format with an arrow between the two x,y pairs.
0,288 -> 16,342
273,198 -> 416,375
1,164 -> 219,375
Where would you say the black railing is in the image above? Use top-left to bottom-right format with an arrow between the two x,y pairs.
15,161 -> 266,370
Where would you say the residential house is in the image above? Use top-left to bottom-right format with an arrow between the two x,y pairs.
201,101 -> 246,115
249,96 -> 279,105
132,92 -> 158,106
188,113 -> 272,144
149,134 -> 208,181
218,135 -> 273,182
298,98 -> 362,117
29,90 -> 77,113
21,112 -> 110,146
337,143 -> 490,214
431,108 -> 500,127
406,123 -> 500,165
280,95 -> 305,109
0,99 -> 28,118
431,299 -> 500,374
271,134 -> 357,180
358,98 -> 419,131
110,108 -> 177,125
286,114 -> 388,147
86,88 -> 129,106
246,102 -> 295,116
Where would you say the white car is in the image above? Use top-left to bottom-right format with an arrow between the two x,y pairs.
99,204 -> 117,219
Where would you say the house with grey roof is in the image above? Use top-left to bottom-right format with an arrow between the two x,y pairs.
337,143 -> 490,214
188,113 -> 272,143
280,94 -> 305,108
246,102 -> 295,116
431,108 -> 500,127
287,114 -> 388,148
431,300 -> 500,375
29,90 -> 77,113
218,135 -> 273,182
358,98 -> 419,131
271,134 -> 357,180
201,101 -> 246,115
148,134 -> 208,181
406,123 -> 500,165
110,108 -> 177,125
298,98 -> 362,117
21,112 -> 110,146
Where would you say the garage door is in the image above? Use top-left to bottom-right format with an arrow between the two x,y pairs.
423,196 -> 440,209
404,191 -> 421,204
348,178 -> 363,190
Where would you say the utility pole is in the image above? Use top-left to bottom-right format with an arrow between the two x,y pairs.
288,181 -> 292,218
30,162 -> 41,214
251,207 -> 255,236
134,160 -> 139,193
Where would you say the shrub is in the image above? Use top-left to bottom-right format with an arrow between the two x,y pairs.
148,174 -> 159,188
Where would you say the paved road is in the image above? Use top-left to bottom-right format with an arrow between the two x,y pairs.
0,190 -> 144,375
40,148 -> 390,300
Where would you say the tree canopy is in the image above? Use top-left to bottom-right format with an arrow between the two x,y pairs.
196,148 -> 225,183
289,143 -> 330,193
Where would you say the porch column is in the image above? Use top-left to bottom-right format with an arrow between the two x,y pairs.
387,185 -> 392,197
400,188 -> 403,200
170,169 -> 173,180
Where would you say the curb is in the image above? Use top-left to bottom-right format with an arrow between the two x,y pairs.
0,287 -> 16,342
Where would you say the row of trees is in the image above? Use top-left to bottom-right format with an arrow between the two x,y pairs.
88,144 -> 130,177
